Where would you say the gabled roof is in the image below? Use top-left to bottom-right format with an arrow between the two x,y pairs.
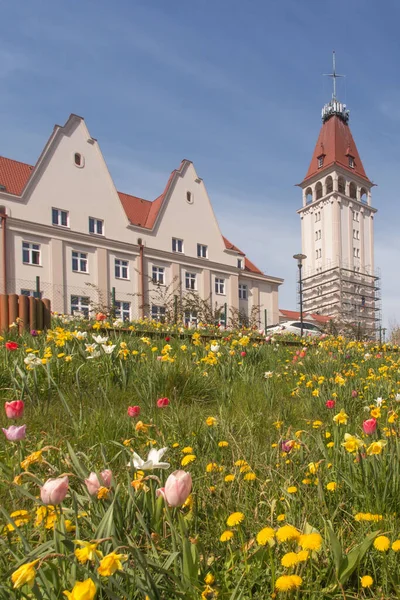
279,309 -> 332,324
0,153 -> 268,277
302,114 -> 371,185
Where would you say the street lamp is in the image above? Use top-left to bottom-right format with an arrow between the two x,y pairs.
293,254 -> 307,337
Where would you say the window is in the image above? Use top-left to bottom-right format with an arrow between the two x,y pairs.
338,177 -> 345,194
74,153 -> 84,167
352,211 -> 359,222
315,182 -> 323,200
353,229 -> 360,240
239,284 -> 248,300
71,295 -> 90,317
52,208 -> 69,227
316,248 -> 322,259
22,242 -> 40,265
353,248 -> 360,258
186,191 -> 193,204
215,277 -> 225,294
197,244 -> 208,258
72,251 -> 88,273
349,156 -> 355,169
151,305 -> 166,322
184,310 -> 198,327
115,259 -> 129,280
115,301 -> 130,321
237,258 -> 244,269
326,176 -> 333,193
314,211 -> 321,223
172,238 -> 184,253
315,231 -> 318,241
89,217 -> 104,235
152,266 -> 165,284
317,156 -> 324,168
21,289 -> 34,297
185,272 -> 197,290
316,250 -> 318,259
318,230 -> 322,240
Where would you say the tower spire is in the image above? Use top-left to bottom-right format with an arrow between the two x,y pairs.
321,52 -> 349,124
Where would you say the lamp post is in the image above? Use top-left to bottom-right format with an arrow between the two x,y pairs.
293,254 -> 307,337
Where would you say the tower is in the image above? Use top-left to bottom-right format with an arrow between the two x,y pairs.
297,56 -> 380,336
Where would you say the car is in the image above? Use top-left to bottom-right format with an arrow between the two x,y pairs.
266,320 -> 323,337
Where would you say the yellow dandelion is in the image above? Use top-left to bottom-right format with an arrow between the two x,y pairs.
181,454 -> 196,467
226,512 -> 244,527
374,536 -> 390,552
281,552 -> 299,567
287,486 -> 298,494
392,540 -> 400,551
276,524 -> 300,542
220,530 -> 234,542
224,474 -> 235,482
218,441 -> 229,447
256,527 -> 275,545
326,482 -> 337,491
360,575 -> 373,588
298,532 -> 322,551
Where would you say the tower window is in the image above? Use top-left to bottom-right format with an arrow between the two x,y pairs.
305,188 -> 313,204
315,182 -> 323,200
325,176 -> 333,194
349,156 -> 355,169
349,182 -> 357,199
186,191 -> 193,204
74,153 -> 84,168
338,177 -> 345,194
317,156 -> 324,168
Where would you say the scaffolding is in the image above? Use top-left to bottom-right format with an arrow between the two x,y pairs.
300,262 -> 381,338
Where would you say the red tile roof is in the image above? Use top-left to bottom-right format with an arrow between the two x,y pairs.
303,114 -> 371,184
280,309 -> 332,324
0,156 -> 34,195
0,155 -> 266,276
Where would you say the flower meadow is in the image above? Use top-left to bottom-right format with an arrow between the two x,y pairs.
1,321 -> 400,598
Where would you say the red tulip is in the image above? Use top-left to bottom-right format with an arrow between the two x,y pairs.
165,337 -> 170,342
325,400 -> 336,409
127,405 -> 141,417
363,418 -> 377,435
157,397 -> 170,408
95,312 -> 107,321
5,400 -> 25,419
40,476 -> 69,505
156,470 -> 192,507
240,351 -> 246,357
5,341 -> 18,351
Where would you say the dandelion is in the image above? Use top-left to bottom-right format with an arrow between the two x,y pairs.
256,527 -> 275,545
326,482 -> 337,491
244,472 -> 256,481
374,536 -> 390,552
182,446 -> 194,454
281,552 -> 299,567
277,514 -> 286,522
204,573 -> 215,585
360,575 -> 373,588
206,417 -> 217,427
181,454 -> 196,466
220,530 -> 234,542
224,474 -> 235,482
392,540 -> 400,551
226,512 -> 244,527
298,532 -> 323,551
287,486 -> 298,494
218,441 -> 229,447
276,524 -> 300,542
275,574 -> 302,592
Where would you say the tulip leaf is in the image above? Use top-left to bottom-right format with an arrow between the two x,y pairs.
338,530 -> 380,585
326,520 -> 343,576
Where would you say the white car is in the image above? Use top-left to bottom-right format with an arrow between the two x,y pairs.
266,320 -> 323,337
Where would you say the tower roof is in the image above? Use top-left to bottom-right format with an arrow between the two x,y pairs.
302,105 -> 371,185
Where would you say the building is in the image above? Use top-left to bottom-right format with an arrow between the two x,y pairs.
0,114 -> 283,326
297,68 -> 380,336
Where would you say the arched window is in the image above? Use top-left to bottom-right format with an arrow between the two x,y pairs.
74,153 -> 84,168
360,188 -> 367,203
305,188 -> 313,204
338,177 -> 345,194
325,176 -> 333,194
349,182 -> 357,199
315,182 -> 323,200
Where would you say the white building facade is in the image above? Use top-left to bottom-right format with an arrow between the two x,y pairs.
297,99 -> 380,335
0,114 -> 282,326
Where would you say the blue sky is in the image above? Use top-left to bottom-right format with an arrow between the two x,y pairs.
0,0 -> 399,328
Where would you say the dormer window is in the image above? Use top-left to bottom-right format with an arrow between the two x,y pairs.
317,155 -> 324,169
237,258 -> 244,269
74,153 -> 84,168
348,156 -> 355,169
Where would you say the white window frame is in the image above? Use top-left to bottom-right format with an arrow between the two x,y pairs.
197,244 -> 208,259
349,156 -> 355,169
185,272 -> 197,290
22,241 -> 41,266
151,305 -> 166,322
237,258 -> 244,269
239,284 -> 248,300
184,310 -> 198,327
71,295 -> 90,317
89,217 -> 104,236
318,156 -> 324,168
172,238 -> 184,253
215,277 -> 225,295
52,208 -> 69,228
152,266 -> 165,285
72,251 -> 88,273
115,259 -> 129,280
115,300 -> 131,322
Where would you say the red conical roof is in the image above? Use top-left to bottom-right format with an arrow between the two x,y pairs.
302,114 -> 371,184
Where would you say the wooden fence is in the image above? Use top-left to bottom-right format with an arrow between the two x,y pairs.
0,294 -> 51,333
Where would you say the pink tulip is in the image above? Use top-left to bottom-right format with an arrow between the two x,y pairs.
2,424 -> 26,441
157,470 -> 192,507
5,400 -> 25,419
157,397 -> 170,408
351,390 -> 358,398
84,469 -> 112,495
127,405 -> 141,417
40,476 -> 69,505
363,418 -> 377,435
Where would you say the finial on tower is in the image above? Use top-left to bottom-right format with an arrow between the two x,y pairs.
321,51 -> 349,123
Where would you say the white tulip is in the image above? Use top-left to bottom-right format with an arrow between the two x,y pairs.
127,447 -> 170,470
